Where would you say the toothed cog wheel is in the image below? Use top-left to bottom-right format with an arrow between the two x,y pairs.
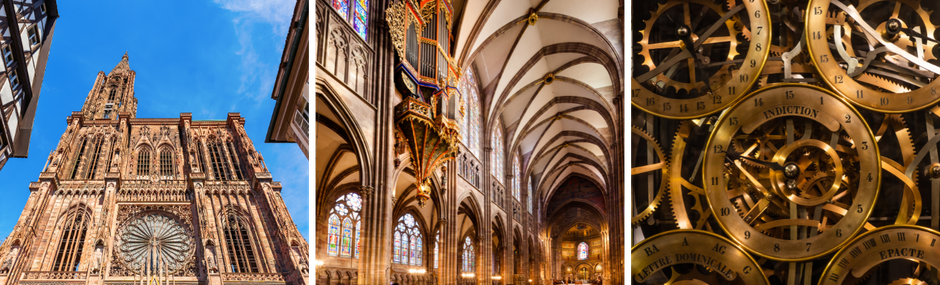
632,125 -> 669,225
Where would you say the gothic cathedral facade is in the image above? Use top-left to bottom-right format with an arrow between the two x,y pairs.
0,54 -> 309,285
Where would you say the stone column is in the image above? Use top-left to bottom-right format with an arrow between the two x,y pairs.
356,0 -> 397,283
610,93 -> 624,284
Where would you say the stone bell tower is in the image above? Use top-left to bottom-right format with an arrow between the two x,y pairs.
81,52 -> 138,120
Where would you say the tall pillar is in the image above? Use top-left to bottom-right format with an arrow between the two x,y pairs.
357,0 -> 395,283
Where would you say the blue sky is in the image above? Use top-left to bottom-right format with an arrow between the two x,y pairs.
0,0 -> 308,240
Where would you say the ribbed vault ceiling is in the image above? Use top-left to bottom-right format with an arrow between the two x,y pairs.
454,0 -> 622,219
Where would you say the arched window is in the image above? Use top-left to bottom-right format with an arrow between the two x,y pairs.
393,213 -> 423,265
331,0 -> 368,40
433,230 -> 440,269
52,207 -> 88,271
137,147 -> 150,176
223,211 -> 260,273
227,141 -> 244,180
108,89 -> 116,102
491,120 -> 504,182
85,136 -> 104,179
459,68 -> 481,157
208,139 -> 232,180
462,236 -> 474,272
527,182 -> 533,213
327,193 -> 362,258
578,242 -> 588,260
70,137 -> 88,179
512,155 -> 520,200
159,146 -> 174,177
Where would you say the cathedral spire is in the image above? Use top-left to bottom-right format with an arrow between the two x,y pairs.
83,53 -> 138,119
110,52 -> 130,75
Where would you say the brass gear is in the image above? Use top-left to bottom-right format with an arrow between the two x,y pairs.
806,0 -> 940,112
637,0 -> 738,93
632,125 -> 669,225
703,84 -> 881,261
632,0 -> 771,119
887,278 -> 929,285
668,120 -> 714,231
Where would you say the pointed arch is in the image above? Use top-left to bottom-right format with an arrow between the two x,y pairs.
220,208 -> 261,273
459,66 -> 482,158
158,143 -> 175,177
491,118 -> 504,183
392,211 -> 425,266
52,204 -> 91,271
316,79 -> 372,186
324,192 -> 362,259
136,145 -> 152,176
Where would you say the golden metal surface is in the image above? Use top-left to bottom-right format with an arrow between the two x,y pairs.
633,125 -> 669,224
631,0 -> 771,119
703,84 -> 880,261
820,225 -> 940,284
632,230 -> 769,285
805,0 -> 940,112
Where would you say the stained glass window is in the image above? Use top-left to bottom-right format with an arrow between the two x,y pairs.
492,120 -> 504,182
459,68 -> 481,157
326,193 -> 362,258
393,213 -> 423,266
402,234 -> 409,264
394,231 -> 401,263
353,0 -> 368,40
513,155 -> 521,200
355,220 -> 361,259
341,218 -> 353,256
434,230 -> 440,269
332,0 -> 348,20
527,183 -> 533,213
327,215 -> 340,256
462,236 -> 474,272
578,242 -> 588,260
332,0 -> 368,40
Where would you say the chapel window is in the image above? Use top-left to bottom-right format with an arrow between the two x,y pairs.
513,155 -> 521,201
459,68 -> 481,158
392,213 -> 423,266
491,120 -> 504,183
327,193 -> 362,258
578,242 -> 588,260
462,236 -> 474,272
331,0 -> 369,40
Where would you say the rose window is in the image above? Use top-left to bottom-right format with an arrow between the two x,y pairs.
119,214 -> 192,274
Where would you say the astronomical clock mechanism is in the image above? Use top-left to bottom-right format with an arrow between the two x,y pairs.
631,0 -> 940,284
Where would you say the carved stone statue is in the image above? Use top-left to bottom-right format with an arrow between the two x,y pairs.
0,258 -> 10,274
90,247 -> 102,274
1,247 -> 19,274
205,247 -> 218,274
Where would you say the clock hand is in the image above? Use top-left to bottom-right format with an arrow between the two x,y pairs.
899,27 -> 940,44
